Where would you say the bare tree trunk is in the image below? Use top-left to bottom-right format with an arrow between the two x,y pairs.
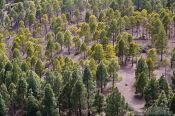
132,56 -> 134,67
112,73 -> 115,88
161,50 -> 163,61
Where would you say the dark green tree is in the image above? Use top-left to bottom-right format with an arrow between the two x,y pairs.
135,57 -> 148,80
108,58 -> 120,87
71,79 -> 87,116
35,59 -> 44,78
83,65 -> 95,115
16,78 -> 28,108
27,71 -> 41,98
56,32 -> 64,51
27,90 -> 39,116
144,78 -> 160,107
106,88 -> 127,116
146,106 -> 171,116
156,90 -> 168,108
0,94 -> 7,116
41,84 -> 57,116
96,62 -> 108,93
135,72 -> 148,96
93,90 -> 105,114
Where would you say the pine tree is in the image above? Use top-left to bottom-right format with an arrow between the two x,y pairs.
93,90 -> 105,114
13,48 -> 21,59
8,83 -> 16,115
0,84 -> 10,106
106,88 -> 127,116
56,32 -> 64,51
96,62 -> 108,93
12,61 -> 22,84
136,72 -> 148,96
155,25 -> 168,61
92,44 -> 105,62
0,94 -> 7,116
27,71 -> 41,97
45,71 -> 56,88
45,38 -> 54,60
71,79 -> 87,116
144,78 -> 160,107
21,61 -> 29,72
158,75 -> 169,96
146,106 -> 171,116
63,69 -> 72,84
16,78 -> 27,108
147,48 -> 158,63
35,59 -> 44,78
129,42 -> 139,66
52,73 -> 62,97
156,90 -> 168,108
108,19 -> 119,46
41,84 -> 57,116
108,58 -> 120,87
170,95 -> 175,113
80,42 -> 87,59
146,58 -> 155,79
27,90 -> 39,116
64,30 -> 72,54
59,69 -> 80,115
135,57 -> 148,80
117,38 -> 128,64
83,65 -> 96,115
105,44 -> 115,60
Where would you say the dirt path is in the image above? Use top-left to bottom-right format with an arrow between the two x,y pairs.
116,64 -> 145,113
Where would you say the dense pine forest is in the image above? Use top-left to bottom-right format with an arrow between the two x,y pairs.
1,0 -> 175,115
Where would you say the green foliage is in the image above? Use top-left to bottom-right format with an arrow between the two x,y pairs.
108,58 -> 120,87
64,30 -> 72,54
92,44 -> 105,62
35,59 -> 44,78
96,62 -> 108,93
144,78 -> 160,107
155,25 -> 168,61
146,106 -> 171,116
135,57 -> 148,80
106,88 -> 127,116
27,71 -> 41,98
93,90 -> 105,113
71,79 -> 87,115
135,72 -> 148,95
0,94 -> 7,116
27,90 -> 39,116
41,84 -> 57,116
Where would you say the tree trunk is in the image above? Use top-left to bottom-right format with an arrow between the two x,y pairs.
87,83 -> 90,116
165,67 -> 166,78
101,74 -> 103,93
148,68 -> 151,79
68,46 -> 70,54
68,95 -> 72,116
84,52 -> 86,59
112,35 -> 115,47
161,50 -> 163,61
121,55 -> 124,65
45,24 -> 47,34
79,95 -> 82,116
61,44 -> 62,51
132,56 -> 134,67
112,73 -> 115,88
